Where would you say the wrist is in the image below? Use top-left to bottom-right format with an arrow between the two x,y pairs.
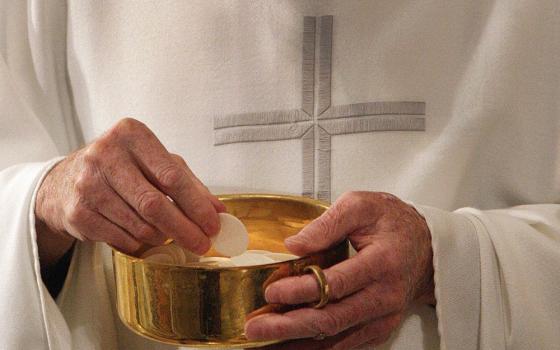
35,219 -> 75,270
34,159 -> 75,269
34,159 -> 63,230
414,258 -> 436,306
411,207 -> 436,306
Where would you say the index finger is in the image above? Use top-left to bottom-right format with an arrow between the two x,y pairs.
104,155 -> 211,254
257,316 -> 397,350
246,284 -> 398,341
117,119 -> 220,236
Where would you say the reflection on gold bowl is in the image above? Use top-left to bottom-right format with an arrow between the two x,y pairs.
112,194 -> 349,348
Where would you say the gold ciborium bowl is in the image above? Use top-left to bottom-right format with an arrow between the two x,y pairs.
112,194 -> 349,348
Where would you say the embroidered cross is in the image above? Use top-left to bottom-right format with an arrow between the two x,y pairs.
214,16 -> 425,202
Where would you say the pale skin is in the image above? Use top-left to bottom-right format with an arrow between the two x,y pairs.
35,118 -> 435,349
35,118 -> 226,269
245,192 -> 435,349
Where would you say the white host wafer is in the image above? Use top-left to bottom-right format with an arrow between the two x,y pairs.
231,253 -> 275,267
177,246 -> 202,264
141,243 -> 199,265
213,213 -> 249,257
143,253 -> 175,265
264,253 -> 299,262
199,257 -> 236,267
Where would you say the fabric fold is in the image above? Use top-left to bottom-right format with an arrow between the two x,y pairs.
415,203 -> 560,350
0,159 -> 69,349
414,205 -> 482,350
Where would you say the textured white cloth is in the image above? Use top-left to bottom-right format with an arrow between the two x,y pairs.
1,1 -> 559,349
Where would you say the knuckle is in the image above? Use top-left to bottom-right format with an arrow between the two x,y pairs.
374,192 -> 403,215
116,117 -> 145,132
66,205 -> 90,227
155,164 -> 186,190
170,153 -> 187,166
379,246 -> 402,273
82,142 -> 107,165
136,191 -> 165,220
338,191 -> 367,210
135,225 -> 159,242
376,192 -> 399,203
328,270 -> 351,300
110,117 -> 147,140
74,172 -> 96,196
319,312 -> 344,336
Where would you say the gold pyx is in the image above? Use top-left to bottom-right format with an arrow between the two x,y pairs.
112,194 -> 349,348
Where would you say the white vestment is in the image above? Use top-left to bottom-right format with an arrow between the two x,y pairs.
1,1 -> 559,349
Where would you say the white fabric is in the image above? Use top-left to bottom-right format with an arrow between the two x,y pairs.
1,1 -> 560,349
0,161 -> 67,349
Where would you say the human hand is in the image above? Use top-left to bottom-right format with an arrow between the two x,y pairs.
35,118 -> 225,265
245,192 -> 434,349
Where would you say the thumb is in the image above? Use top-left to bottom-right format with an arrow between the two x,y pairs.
285,199 -> 360,256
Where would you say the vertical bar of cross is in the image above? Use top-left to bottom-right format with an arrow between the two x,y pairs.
213,15 -> 426,202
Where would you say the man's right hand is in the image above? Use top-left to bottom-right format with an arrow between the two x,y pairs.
35,118 -> 225,266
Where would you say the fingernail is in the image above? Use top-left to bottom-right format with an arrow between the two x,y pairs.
244,323 -> 261,340
245,315 -> 273,340
284,236 -> 304,250
216,201 -> 227,213
203,219 -> 220,237
284,236 -> 298,245
264,284 -> 279,303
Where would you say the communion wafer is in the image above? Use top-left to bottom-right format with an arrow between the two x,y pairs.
177,245 -> 202,264
141,247 -> 175,264
141,244 -> 199,265
264,252 -> 299,262
148,245 -> 185,263
213,213 -> 249,257
140,245 -> 175,259
143,253 -> 175,265
231,253 -> 275,267
199,257 -> 236,267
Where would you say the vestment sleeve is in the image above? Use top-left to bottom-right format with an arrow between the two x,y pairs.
416,204 -> 560,350
1,1 -> 84,347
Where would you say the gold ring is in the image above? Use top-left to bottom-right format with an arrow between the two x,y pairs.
304,265 -> 330,309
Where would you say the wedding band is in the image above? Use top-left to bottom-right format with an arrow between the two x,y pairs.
304,265 -> 330,309
314,332 -> 326,341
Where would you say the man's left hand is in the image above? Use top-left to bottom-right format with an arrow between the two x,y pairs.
244,191 -> 435,349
